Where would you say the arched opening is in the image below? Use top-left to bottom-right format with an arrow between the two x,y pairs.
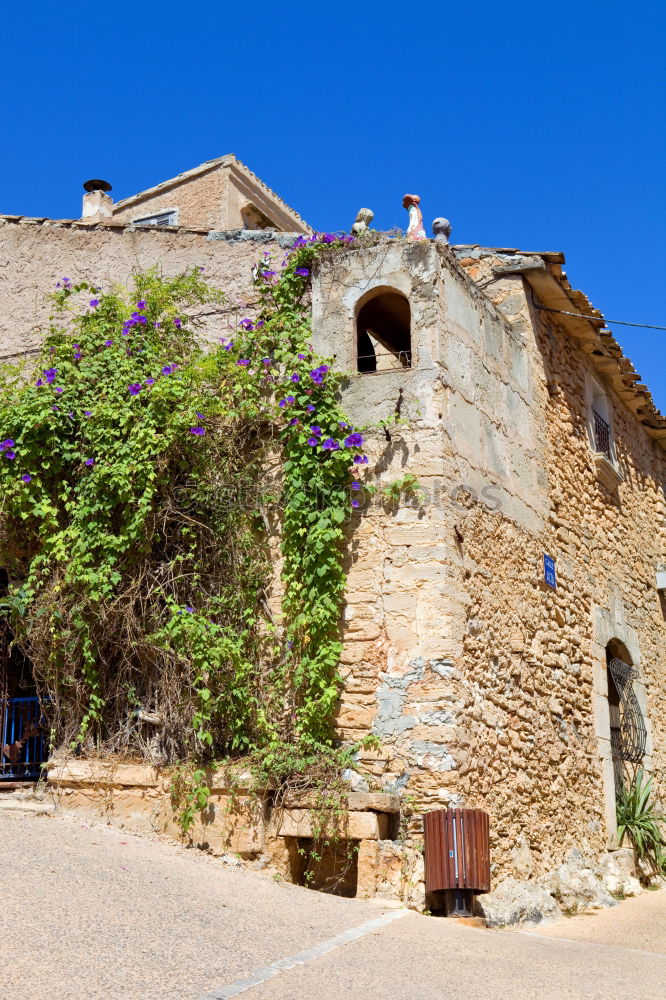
605,640 -> 646,796
241,202 -> 276,231
1,570 -> 45,782
356,290 -> 411,373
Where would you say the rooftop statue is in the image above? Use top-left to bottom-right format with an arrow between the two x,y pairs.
352,207 -> 374,235
432,217 -> 452,244
403,193 -> 427,241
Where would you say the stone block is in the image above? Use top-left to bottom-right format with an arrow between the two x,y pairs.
48,760 -> 159,788
277,808 -> 388,840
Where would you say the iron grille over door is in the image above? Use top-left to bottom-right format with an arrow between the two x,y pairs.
608,657 -> 647,763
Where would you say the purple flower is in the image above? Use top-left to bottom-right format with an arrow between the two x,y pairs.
54,387 -> 63,394
307,437 -> 319,446
351,499 -> 360,508
239,318 -> 253,331
161,366 -> 173,375
344,432 -> 364,447
136,300 -> 146,309
35,379 -> 43,387
286,395 -> 295,404
290,373 -> 300,382
5,450 -> 16,460
236,359 -> 250,366
74,352 -> 82,360
1,439 -> 15,449
322,438 -> 340,451
310,426 -> 322,436
353,455 -> 369,465
339,422 -> 348,429
262,358 -> 272,366
184,606 -> 194,613
84,410 -> 92,417
21,474 -> 32,483
294,268 -> 309,277
138,316 -> 147,325
104,339 -> 113,347
128,383 -> 142,395
85,458 -> 94,466
261,270 -> 276,280
189,427 -> 205,436
351,481 -> 362,490
297,353 -> 307,360
174,318 -> 182,329
306,404 -> 316,413
51,406 -> 59,412
43,368 -> 57,383
289,417 -> 299,426
255,320 -> 265,328
89,299 -> 99,308
278,399 -> 287,408
154,322 -> 161,328
195,412 -> 205,420
145,378 -> 156,386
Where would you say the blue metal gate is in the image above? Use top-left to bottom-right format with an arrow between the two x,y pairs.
1,696 -> 47,781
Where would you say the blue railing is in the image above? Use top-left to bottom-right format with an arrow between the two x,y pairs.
1,696 -> 47,781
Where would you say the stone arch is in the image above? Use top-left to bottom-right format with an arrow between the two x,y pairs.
355,287 -> 411,373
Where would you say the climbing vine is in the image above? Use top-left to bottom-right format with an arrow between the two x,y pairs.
0,235 -> 371,782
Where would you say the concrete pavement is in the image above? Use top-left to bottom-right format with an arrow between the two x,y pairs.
1,809 -> 664,1000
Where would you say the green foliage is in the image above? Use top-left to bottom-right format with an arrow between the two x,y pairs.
0,237 -> 375,806
616,769 -> 666,874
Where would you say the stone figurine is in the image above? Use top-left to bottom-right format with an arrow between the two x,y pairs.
432,217 -> 452,244
403,194 -> 426,240
352,207 -> 374,235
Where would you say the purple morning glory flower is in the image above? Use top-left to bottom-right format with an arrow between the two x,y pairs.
1,439 -> 15,449
154,322 -> 161,328
307,437 -> 318,446
85,458 -> 94,466
351,481 -> 361,490
262,358 -> 272,366
322,438 -> 340,451
74,352 -> 82,360
306,404 -> 316,413
289,417 -> 299,426
285,395 -> 294,404
51,406 -> 59,412
290,374 -> 300,382
104,340 -> 113,347
21,474 -> 32,483
278,399 -> 287,408
138,316 -> 147,325
145,378 -> 156,386
255,320 -> 265,328
128,383 -> 142,395
344,432 -> 364,447
294,267 -> 309,277
136,300 -> 146,309
44,368 -> 57,383
351,499 -> 360,508
236,359 -> 250,366
161,366 -> 173,375
261,270 -> 276,280
5,451 -> 16,460
310,426 -> 322,436
35,379 -> 43,387
339,422 -> 348,429
239,318 -> 253,331
353,455 -> 369,465
184,606 -> 194,612
297,353 -> 307,360
174,318 -> 182,329
189,427 -> 205,436
196,412 -> 205,419
84,410 -> 92,417
54,387 -> 63,394
89,299 -> 99,308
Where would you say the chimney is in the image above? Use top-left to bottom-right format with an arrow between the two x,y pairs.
81,179 -> 113,223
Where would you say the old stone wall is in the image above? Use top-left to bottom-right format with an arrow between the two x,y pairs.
322,244 -> 665,885
0,218 -> 290,360
111,164 -> 226,230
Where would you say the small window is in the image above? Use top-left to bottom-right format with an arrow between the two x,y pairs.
133,211 -> 177,227
356,290 -> 411,373
606,643 -> 647,794
589,377 -> 623,489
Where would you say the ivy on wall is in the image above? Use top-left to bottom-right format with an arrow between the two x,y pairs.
0,236 -> 371,776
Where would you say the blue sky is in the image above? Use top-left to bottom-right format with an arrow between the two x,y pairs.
3,2 -> 665,408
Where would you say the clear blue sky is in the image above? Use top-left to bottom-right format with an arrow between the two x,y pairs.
3,2 -> 665,408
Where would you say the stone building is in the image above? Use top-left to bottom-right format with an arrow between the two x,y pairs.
1,157 -> 664,904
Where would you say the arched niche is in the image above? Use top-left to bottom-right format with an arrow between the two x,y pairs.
355,288 -> 411,373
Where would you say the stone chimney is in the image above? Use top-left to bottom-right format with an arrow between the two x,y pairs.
81,179 -> 113,224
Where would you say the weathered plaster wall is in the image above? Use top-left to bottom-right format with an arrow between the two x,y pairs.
0,218 -> 290,360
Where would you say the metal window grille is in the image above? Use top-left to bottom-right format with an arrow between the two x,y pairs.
1,696 -> 47,780
608,658 -> 647,764
593,409 -> 612,459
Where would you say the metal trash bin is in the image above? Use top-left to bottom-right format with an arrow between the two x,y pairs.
423,808 -> 490,916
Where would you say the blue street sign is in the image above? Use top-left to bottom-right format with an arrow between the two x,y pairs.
543,554 -> 557,589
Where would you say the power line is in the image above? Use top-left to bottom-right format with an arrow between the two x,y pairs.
533,304 -> 666,331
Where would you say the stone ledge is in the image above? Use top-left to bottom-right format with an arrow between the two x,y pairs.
48,760 -> 160,788
593,452 -> 624,491
277,808 -> 389,840
281,791 -> 400,814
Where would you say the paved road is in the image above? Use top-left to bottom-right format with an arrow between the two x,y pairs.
1,809 -> 664,1000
